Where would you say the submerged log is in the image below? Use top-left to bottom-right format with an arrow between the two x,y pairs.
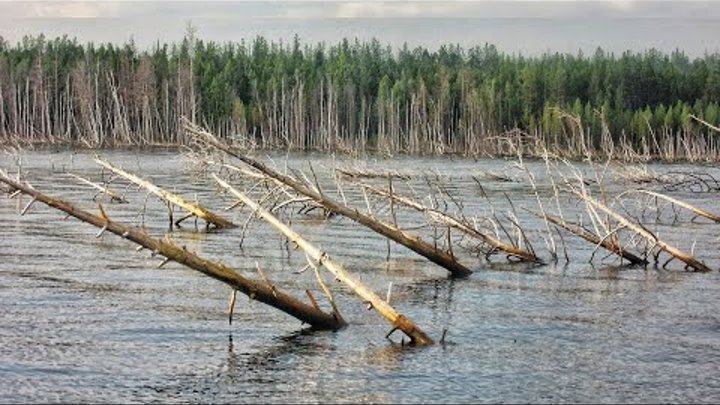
0,172 -> 344,330
214,175 -> 434,345
578,192 -> 712,272
526,208 -> 647,265
187,122 -> 473,277
94,156 -> 235,229
360,182 -> 542,263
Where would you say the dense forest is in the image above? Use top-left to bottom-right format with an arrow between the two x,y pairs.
1,33 -> 719,160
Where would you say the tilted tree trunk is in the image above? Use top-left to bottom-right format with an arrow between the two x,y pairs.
0,172 -> 345,330
635,189 -> 720,223
578,191 -> 712,272
214,175 -> 434,345
186,121 -> 473,277
360,182 -> 542,263
95,156 -> 236,229
526,208 -> 647,265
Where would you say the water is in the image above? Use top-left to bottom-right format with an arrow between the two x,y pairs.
1,150 -> 719,403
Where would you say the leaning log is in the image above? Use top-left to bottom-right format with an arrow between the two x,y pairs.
360,182 -> 542,263
95,156 -> 235,229
0,172 -> 344,330
578,192 -> 711,272
214,174 -> 434,345
636,189 -> 720,223
66,172 -> 128,203
526,208 -> 647,265
186,122 -> 473,277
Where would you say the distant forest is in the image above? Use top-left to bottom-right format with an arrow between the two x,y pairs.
1,34 -> 719,159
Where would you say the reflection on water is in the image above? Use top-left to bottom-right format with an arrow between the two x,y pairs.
1,149 -> 719,403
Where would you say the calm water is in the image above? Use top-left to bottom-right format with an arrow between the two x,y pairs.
1,150 -> 719,403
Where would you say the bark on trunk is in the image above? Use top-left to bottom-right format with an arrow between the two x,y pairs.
0,172 -> 344,330
186,121 -> 473,277
214,174 -> 434,345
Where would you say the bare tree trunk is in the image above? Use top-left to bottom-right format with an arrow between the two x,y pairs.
578,191 -> 711,272
188,122 -> 473,277
360,182 -> 541,262
0,172 -> 344,330
214,175 -> 434,345
527,208 -> 646,265
95,157 -> 236,229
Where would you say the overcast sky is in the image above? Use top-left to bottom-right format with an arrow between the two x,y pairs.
1,1 -> 719,57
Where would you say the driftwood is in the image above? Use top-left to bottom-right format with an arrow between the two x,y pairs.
360,182 -> 541,263
578,192 -> 712,272
0,171 -> 344,330
66,172 -> 128,203
526,208 -> 647,265
214,175 -> 434,345
94,156 -> 235,229
187,122 -> 473,277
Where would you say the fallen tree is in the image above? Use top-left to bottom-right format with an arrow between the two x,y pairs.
359,181 -> 542,263
0,170 -> 345,330
95,156 -> 236,229
577,191 -> 712,272
185,120 -> 473,277
214,174 -> 435,345
526,208 -> 647,265
634,189 -> 720,223
66,172 -> 128,203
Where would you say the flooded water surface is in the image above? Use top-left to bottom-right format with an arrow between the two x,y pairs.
1,150 -> 719,403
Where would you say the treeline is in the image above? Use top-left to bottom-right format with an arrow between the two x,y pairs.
1,34 -> 719,160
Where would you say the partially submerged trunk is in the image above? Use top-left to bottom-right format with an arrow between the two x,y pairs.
66,172 -> 128,203
636,189 -> 720,223
95,156 -> 235,229
526,208 -> 647,265
186,121 -> 473,277
577,191 -> 712,272
360,181 -> 542,263
0,172 -> 345,330
214,174 -> 435,345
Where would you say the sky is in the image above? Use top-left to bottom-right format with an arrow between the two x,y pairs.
1,0 -> 719,57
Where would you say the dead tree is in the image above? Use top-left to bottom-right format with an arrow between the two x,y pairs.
215,175 -> 434,345
0,171 -> 344,330
633,189 -> 720,223
359,181 -> 542,263
577,191 -> 712,272
186,120 -> 473,277
95,156 -> 235,229
526,208 -> 647,265
66,172 -> 128,203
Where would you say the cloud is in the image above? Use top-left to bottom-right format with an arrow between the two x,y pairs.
333,2 -> 472,18
282,1 -> 535,19
4,1 -> 719,22
16,1 -> 124,19
278,0 -> 718,20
